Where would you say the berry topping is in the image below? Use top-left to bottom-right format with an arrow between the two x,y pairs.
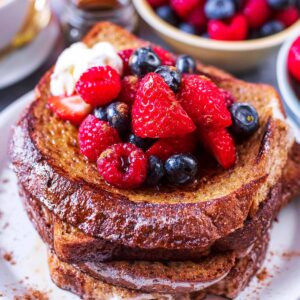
267,0 -> 292,9
93,106 -> 107,121
220,88 -> 236,107
118,76 -> 139,105
156,5 -> 179,26
132,72 -> 196,138
204,0 -> 236,20
243,0 -> 271,29
171,0 -> 200,19
155,65 -> 182,93
260,21 -> 285,37
48,95 -> 92,126
146,156 -> 165,186
176,55 -> 196,74
106,102 -> 130,134
152,46 -> 176,66
198,128 -> 236,169
187,5 -> 207,31
177,75 -> 232,128
146,133 -> 197,161
275,7 -> 300,27
76,66 -> 121,107
118,49 -> 134,75
129,47 -> 161,77
208,14 -> 248,41
78,115 -> 120,161
178,22 -> 198,34
148,0 -> 169,8
165,154 -> 198,184
128,133 -> 154,150
97,143 -> 148,189
288,37 -> 300,82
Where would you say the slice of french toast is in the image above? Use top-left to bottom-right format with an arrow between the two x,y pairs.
10,22 -> 295,257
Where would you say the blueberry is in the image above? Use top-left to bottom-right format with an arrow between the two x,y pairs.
178,23 -> 198,35
146,156 -> 165,186
204,0 -> 236,20
267,0 -> 293,9
156,5 -> 178,26
202,32 -> 210,39
176,55 -> 196,74
165,154 -> 198,185
106,102 -> 130,134
229,103 -> 259,136
260,21 -> 285,37
93,107 -> 107,121
297,0 -> 300,9
128,133 -> 154,150
155,65 -> 182,93
129,47 -> 161,77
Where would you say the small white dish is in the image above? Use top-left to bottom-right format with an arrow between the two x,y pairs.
277,33 -> 300,126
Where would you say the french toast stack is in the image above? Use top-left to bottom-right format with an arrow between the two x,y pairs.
10,23 -> 300,299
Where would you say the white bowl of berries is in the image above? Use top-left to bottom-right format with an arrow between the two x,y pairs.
277,33 -> 300,126
133,0 -> 300,72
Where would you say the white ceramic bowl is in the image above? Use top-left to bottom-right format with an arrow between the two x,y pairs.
277,33 -> 300,126
0,0 -> 30,50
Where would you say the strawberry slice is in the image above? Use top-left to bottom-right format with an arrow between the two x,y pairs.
132,73 -> 196,138
146,133 -> 197,161
48,95 -> 92,125
198,128 -> 236,169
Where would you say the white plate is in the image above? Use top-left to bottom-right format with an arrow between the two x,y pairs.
0,19 -> 59,89
0,92 -> 300,299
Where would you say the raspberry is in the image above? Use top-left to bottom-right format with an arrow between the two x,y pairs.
118,49 -> 134,75
148,0 -> 169,8
171,0 -> 200,19
208,14 -> 248,41
76,66 -> 121,107
97,143 -> 148,189
243,0 -> 271,29
78,115 -> 120,161
146,133 -> 197,161
118,76 -> 139,105
275,7 -> 300,27
177,75 -> 232,128
220,88 -> 236,107
288,37 -> 300,82
186,4 -> 207,31
198,128 -> 236,169
132,73 -> 196,138
152,46 -> 176,66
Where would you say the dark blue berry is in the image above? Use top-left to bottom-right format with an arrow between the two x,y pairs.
202,32 -> 210,39
93,107 -> 107,121
297,0 -> 300,9
176,55 -> 196,74
204,0 -> 236,20
156,5 -> 178,26
229,103 -> 259,136
178,23 -> 198,35
233,0 -> 244,9
267,0 -> 293,9
260,21 -> 285,37
129,47 -> 161,77
146,156 -> 165,186
155,65 -> 182,93
106,102 -> 130,134
165,154 -> 198,185
128,133 -> 154,151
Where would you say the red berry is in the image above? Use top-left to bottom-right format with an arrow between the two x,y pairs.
152,46 -> 176,66
78,115 -> 120,161
275,7 -> 299,27
118,49 -> 134,75
243,0 -> 271,29
198,128 -> 236,169
171,0 -> 199,19
97,143 -> 148,189
146,133 -> 197,161
177,75 -> 232,128
288,37 -> 300,82
147,0 -> 169,8
132,73 -> 196,138
118,76 -> 139,105
220,88 -> 236,107
208,14 -> 248,41
186,4 -> 207,31
76,66 -> 121,107
48,95 -> 92,126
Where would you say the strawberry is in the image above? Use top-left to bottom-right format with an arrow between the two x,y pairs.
132,73 -> 196,138
75,66 -> 121,107
78,115 -> 121,161
118,48 -> 134,75
288,37 -> 300,82
48,95 -> 92,126
152,46 -> 176,66
118,75 -> 139,105
146,133 -> 197,161
198,128 -> 236,169
177,75 -> 232,129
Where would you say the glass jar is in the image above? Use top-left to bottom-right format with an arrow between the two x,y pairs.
61,0 -> 138,45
